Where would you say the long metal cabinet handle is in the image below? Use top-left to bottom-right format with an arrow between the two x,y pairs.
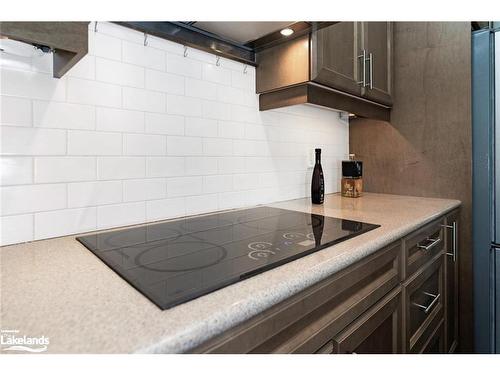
412,292 -> 441,314
368,52 -> 373,89
357,49 -> 366,86
441,221 -> 457,262
417,236 -> 441,251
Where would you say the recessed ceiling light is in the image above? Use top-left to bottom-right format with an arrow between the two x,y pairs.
280,28 -> 294,37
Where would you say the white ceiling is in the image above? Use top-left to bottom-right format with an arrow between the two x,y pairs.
192,21 -> 294,44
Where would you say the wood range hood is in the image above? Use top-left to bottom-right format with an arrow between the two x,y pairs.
0,22 -> 89,78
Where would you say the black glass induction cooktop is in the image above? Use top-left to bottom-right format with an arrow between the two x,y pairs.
76,206 -> 379,310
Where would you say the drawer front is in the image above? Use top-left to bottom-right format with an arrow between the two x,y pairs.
331,287 -> 402,354
194,241 -> 401,353
404,218 -> 445,278
421,319 -> 445,354
404,254 -> 444,353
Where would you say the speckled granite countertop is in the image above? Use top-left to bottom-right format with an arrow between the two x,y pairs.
0,193 -> 460,353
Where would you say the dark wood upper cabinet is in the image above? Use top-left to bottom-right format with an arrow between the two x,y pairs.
311,22 -> 362,97
256,22 -> 393,120
360,22 -> 393,105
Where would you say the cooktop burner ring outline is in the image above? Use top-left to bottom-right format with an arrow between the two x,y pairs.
177,217 -> 235,235
100,227 -> 184,251
133,241 -> 228,273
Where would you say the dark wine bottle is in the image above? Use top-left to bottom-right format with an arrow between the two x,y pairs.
311,148 -> 325,204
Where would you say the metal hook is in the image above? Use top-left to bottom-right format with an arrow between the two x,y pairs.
94,21 -> 98,33
216,56 -> 220,67
144,33 -> 148,46
183,46 -> 188,57
243,65 -> 248,74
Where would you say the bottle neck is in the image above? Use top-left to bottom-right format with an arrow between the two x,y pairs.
315,152 -> 321,165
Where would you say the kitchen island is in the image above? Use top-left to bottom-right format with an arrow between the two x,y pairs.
0,193 -> 460,353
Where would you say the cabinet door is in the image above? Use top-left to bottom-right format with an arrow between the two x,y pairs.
361,22 -> 393,105
311,22 -> 362,97
444,210 -> 460,353
332,288 -> 402,354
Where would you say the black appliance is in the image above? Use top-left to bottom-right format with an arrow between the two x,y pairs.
77,206 -> 379,310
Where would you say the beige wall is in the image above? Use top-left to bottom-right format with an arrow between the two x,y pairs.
349,22 -> 472,352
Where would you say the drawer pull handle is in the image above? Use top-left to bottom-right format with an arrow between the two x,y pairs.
441,222 -> 458,263
417,236 -> 441,251
412,292 -> 441,314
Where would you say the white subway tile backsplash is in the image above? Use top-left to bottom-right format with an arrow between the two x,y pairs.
185,157 -> 218,176
0,157 -> 33,185
218,191 -> 246,210
146,157 -> 185,178
185,193 -> 218,215
167,136 -> 202,156
1,22 -> 347,246
185,78 -> 216,100
145,69 -> 184,94
218,157 -> 246,174
1,127 -> 66,155
233,173 -> 261,190
0,69 -> 66,101
203,175 -> 233,194
166,54 -> 202,78
34,157 -> 96,183
167,176 -> 202,197
92,32 -> 122,61
218,121 -> 245,139
123,87 -> 165,113
31,53 -> 54,74
67,77 -> 122,107
231,70 -> 254,91
217,85 -> 253,106
96,107 -> 144,133
147,36 -> 185,55
122,41 -> 166,71
66,55 -> 96,80
0,96 -> 32,126
96,58 -> 145,88
231,104 -> 260,123
1,184 -> 66,215
145,113 -> 184,135
33,101 -> 95,130
124,133 -> 166,156
123,178 -> 166,202
94,22 -> 144,44
97,202 -> 145,229
97,157 -> 145,180
203,138 -> 233,156
1,214 -> 34,246
166,95 -> 202,117
68,130 -> 122,155
34,207 -> 97,240
185,117 -> 218,137
244,124 -> 268,141
202,100 -> 231,120
68,180 -> 123,208
202,64 -> 231,85
146,197 -> 185,221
